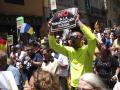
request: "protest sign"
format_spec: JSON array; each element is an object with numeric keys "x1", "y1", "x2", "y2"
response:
[
  {"x1": 51, "y1": 7, "x2": 78, "y2": 32},
  {"x1": 7, "y1": 35, "x2": 13, "y2": 45},
  {"x1": 16, "y1": 16, "x2": 24, "y2": 37},
  {"x1": 16, "y1": 16, "x2": 24, "y2": 29},
  {"x1": 50, "y1": 0, "x2": 57, "y2": 10}
]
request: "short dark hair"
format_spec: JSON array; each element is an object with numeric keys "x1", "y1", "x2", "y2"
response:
[{"x1": 70, "y1": 26, "x2": 83, "y2": 35}]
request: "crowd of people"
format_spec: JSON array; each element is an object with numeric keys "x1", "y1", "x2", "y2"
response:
[{"x1": 0, "y1": 13, "x2": 120, "y2": 90}]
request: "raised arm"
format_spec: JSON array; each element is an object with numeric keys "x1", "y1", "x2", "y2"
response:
[{"x1": 76, "y1": 15, "x2": 96, "y2": 55}]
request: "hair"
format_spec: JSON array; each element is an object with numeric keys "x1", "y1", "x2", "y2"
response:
[
  {"x1": 0, "y1": 50, "x2": 7, "y2": 70},
  {"x1": 70, "y1": 26, "x2": 83, "y2": 35},
  {"x1": 7, "y1": 57, "x2": 16, "y2": 65},
  {"x1": 34, "y1": 70, "x2": 59, "y2": 90},
  {"x1": 79, "y1": 73, "x2": 106, "y2": 90}
]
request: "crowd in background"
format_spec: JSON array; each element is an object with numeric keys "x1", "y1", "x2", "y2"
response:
[{"x1": 0, "y1": 16, "x2": 120, "y2": 90}]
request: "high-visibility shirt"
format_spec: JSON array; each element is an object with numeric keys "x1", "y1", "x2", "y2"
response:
[{"x1": 48, "y1": 24, "x2": 96, "y2": 87}]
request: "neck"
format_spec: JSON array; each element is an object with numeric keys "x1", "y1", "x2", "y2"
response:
[{"x1": 73, "y1": 44, "x2": 82, "y2": 50}]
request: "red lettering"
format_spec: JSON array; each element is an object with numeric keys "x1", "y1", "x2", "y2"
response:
[{"x1": 57, "y1": 10, "x2": 68, "y2": 18}]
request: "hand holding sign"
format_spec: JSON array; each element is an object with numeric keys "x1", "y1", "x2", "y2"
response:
[{"x1": 50, "y1": 7, "x2": 78, "y2": 32}]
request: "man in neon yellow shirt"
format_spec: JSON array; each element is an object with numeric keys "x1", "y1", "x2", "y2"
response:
[{"x1": 48, "y1": 14, "x2": 96, "y2": 89}]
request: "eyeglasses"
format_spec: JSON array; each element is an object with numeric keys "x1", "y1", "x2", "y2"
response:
[{"x1": 70, "y1": 35, "x2": 82, "y2": 40}]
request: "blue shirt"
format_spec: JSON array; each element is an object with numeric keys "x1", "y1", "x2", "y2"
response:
[
  {"x1": 7, "y1": 65, "x2": 21, "y2": 85},
  {"x1": 33, "y1": 53, "x2": 43, "y2": 62}
]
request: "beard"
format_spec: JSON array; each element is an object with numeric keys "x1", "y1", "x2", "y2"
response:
[{"x1": 71, "y1": 42, "x2": 80, "y2": 50}]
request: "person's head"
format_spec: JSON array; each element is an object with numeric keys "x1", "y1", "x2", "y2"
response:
[
  {"x1": 0, "y1": 50, "x2": 7, "y2": 71},
  {"x1": 43, "y1": 49, "x2": 53, "y2": 61},
  {"x1": 34, "y1": 70, "x2": 59, "y2": 90},
  {"x1": 69, "y1": 27, "x2": 84, "y2": 49},
  {"x1": 115, "y1": 29, "x2": 120, "y2": 40},
  {"x1": 24, "y1": 46, "x2": 32, "y2": 54},
  {"x1": 103, "y1": 29, "x2": 110, "y2": 39},
  {"x1": 97, "y1": 42, "x2": 111, "y2": 58},
  {"x1": 7, "y1": 57, "x2": 15, "y2": 65},
  {"x1": 78, "y1": 73, "x2": 106, "y2": 90},
  {"x1": 33, "y1": 44, "x2": 41, "y2": 53}
]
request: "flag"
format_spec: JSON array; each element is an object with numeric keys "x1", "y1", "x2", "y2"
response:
[
  {"x1": 20, "y1": 23, "x2": 30, "y2": 33},
  {"x1": 27, "y1": 27, "x2": 34, "y2": 35},
  {"x1": 0, "y1": 38, "x2": 7, "y2": 50},
  {"x1": 20, "y1": 23, "x2": 34, "y2": 35}
]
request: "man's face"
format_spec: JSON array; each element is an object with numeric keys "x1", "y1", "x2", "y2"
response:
[{"x1": 70, "y1": 32, "x2": 83, "y2": 49}]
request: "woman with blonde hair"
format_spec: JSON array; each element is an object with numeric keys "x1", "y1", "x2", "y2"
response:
[
  {"x1": 34, "y1": 70, "x2": 59, "y2": 90},
  {"x1": 24, "y1": 69, "x2": 59, "y2": 90},
  {"x1": 78, "y1": 73, "x2": 106, "y2": 90}
]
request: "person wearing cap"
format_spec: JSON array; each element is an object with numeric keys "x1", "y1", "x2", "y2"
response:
[{"x1": 48, "y1": 14, "x2": 96, "y2": 89}]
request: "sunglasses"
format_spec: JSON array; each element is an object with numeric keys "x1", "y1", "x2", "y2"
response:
[{"x1": 70, "y1": 35, "x2": 82, "y2": 40}]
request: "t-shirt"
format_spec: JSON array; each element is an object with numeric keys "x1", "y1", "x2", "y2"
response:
[
  {"x1": 33, "y1": 53, "x2": 43, "y2": 62},
  {"x1": 41, "y1": 60, "x2": 59, "y2": 75},
  {"x1": 52, "y1": 53, "x2": 69, "y2": 76},
  {"x1": 7, "y1": 65, "x2": 21, "y2": 85}
]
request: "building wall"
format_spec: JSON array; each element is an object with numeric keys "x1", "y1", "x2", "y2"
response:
[
  {"x1": 107, "y1": 0, "x2": 120, "y2": 25},
  {"x1": 0, "y1": 0, "x2": 44, "y2": 16},
  {"x1": 0, "y1": 0, "x2": 47, "y2": 39}
]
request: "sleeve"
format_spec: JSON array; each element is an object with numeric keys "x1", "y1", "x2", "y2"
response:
[
  {"x1": 80, "y1": 24, "x2": 96, "y2": 56},
  {"x1": 48, "y1": 35, "x2": 69, "y2": 57}
]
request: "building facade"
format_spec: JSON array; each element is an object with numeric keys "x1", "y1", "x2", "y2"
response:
[
  {"x1": 0, "y1": 0, "x2": 46, "y2": 44},
  {"x1": 0, "y1": 0, "x2": 119, "y2": 43}
]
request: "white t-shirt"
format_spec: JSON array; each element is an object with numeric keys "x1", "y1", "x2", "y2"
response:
[
  {"x1": 41, "y1": 60, "x2": 59, "y2": 75},
  {"x1": 52, "y1": 53, "x2": 69, "y2": 76},
  {"x1": 0, "y1": 71, "x2": 18, "y2": 90}
]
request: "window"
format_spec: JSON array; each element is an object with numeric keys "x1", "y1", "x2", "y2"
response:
[{"x1": 4, "y1": 0, "x2": 24, "y2": 5}]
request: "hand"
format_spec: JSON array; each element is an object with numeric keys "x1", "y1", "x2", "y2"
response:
[
  {"x1": 74, "y1": 13, "x2": 83, "y2": 27},
  {"x1": 111, "y1": 75, "x2": 117, "y2": 81},
  {"x1": 74, "y1": 13, "x2": 80, "y2": 24},
  {"x1": 48, "y1": 19, "x2": 54, "y2": 35}
]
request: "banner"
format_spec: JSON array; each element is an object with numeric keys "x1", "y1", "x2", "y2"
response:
[
  {"x1": 50, "y1": 0, "x2": 57, "y2": 10},
  {"x1": 7, "y1": 35, "x2": 13, "y2": 45},
  {"x1": 16, "y1": 16, "x2": 24, "y2": 29},
  {"x1": 0, "y1": 37, "x2": 7, "y2": 51},
  {"x1": 16, "y1": 16, "x2": 24, "y2": 37},
  {"x1": 51, "y1": 7, "x2": 78, "y2": 32}
]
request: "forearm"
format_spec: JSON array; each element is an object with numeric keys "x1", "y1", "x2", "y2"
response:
[
  {"x1": 59, "y1": 64, "x2": 68, "y2": 69},
  {"x1": 115, "y1": 67, "x2": 120, "y2": 76},
  {"x1": 48, "y1": 35, "x2": 68, "y2": 56},
  {"x1": 31, "y1": 61, "x2": 43, "y2": 66},
  {"x1": 77, "y1": 20, "x2": 96, "y2": 40}
]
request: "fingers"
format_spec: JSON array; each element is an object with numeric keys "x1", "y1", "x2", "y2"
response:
[
  {"x1": 111, "y1": 75, "x2": 117, "y2": 81},
  {"x1": 48, "y1": 19, "x2": 52, "y2": 27},
  {"x1": 48, "y1": 20, "x2": 54, "y2": 35},
  {"x1": 74, "y1": 13, "x2": 80, "y2": 24}
]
